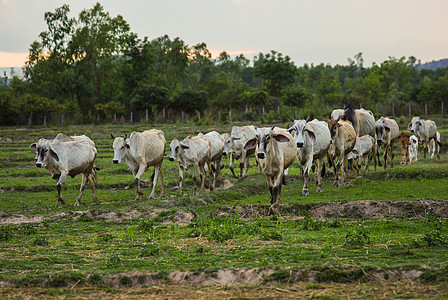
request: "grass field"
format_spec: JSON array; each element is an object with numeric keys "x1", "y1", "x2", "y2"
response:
[{"x1": 1, "y1": 118, "x2": 448, "y2": 299}]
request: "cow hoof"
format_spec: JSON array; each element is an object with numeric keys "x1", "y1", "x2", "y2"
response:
[
  {"x1": 302, "y1": 190, "x2": 309, "y2": 196},
  {"x1": 316, "y1": 189, "x2": 323, "y2": 193},
  {"x1": 148, "y1": 196, "x2": 155, "y2": 200},
  {"x1": 333, "y1": 183, "x2": 339, "y2": 188},
  {"x1": 74, "y1": 202, "x2": 81, "y2": 206},
  {"x1": 135, "y1": 196, "x2": 141, "y2": 201}
]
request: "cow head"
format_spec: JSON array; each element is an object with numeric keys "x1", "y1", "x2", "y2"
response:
[
  {"x1": 169, "y1": 138, "x2": 189, "y2": 162},
  {"x1": 29, "y1": 138, "x2": 59, "y2": 168},
  {"x1": 222, "y1": 133, "x2": 231, "y2": 156},
  {"x1": 327, "y1": 119, "x2": 341, "y2": 141},
  {"x1": 375, "y1": 122, "x2": 390, "y2": 146},
  {"x1": 111, "y1": 134, "x2": 129, "y2": 164},
  {"x1": 408, "y1": 117, "x2": 422, "y2": 133},
  {"x1": 289, "y1": 119, "x2": 316, "y2": 148},
  {"x1": 244, "y1": 126, "x2": 290, "y2": 159}
]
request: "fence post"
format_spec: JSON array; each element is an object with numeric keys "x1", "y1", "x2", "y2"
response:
[
  {"x1": 229, "y1": 110, "x2": 232, "y2": 123},
  {"x1": 376, "y1": 103, "x2": 379, "y2": 114},
  {"x1": 425, "y1": 102, "x2": 428, "y2": 116},
  {"x1": 218, "y1": 110, "x2": 221, "y2": 122},
  {"x1": 277, "y1": 105, "x2": 280, "y2": 116},
  {"x1": 114, "y1": 113, "x2": 117, "y2": 122},
  {"x1": 262, "y1": 106, "x2": 265, "y2": 116},
  {"x1": 442, "y1": 101, "x2": 444, "y2": 117},
  {"x1": 131, "y1": 111, "x2": 133, "y2": 123},
  {"x1": 62, "y1": 114, "x2": 64, "y2": 127},
  {"x1": 392, "y1": 103, "x2": 395, "y2": 117},
  {"x1": 163, "y1": 108, "x2": 166, "y2": 122},
  {"x1": 146, "y1": 109, "x2": 149, "y2": 123},
  {"x1": 408, "y1": 103, "x2": 411, "y2": 116},
  {"x1": 182, "y1": 111, "x2": 184, "y2": 122},
  {"x1": 198, "y1": 111, "x2": 201, "y2": 120},
  {"x1": 44, "y1": 116, "x2": 47, "y2": 127}
]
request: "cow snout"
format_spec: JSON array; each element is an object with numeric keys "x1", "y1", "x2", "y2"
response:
[
  {"x1": 410, "y1": 129, "x2": 414, "y2": 133},
  {"x1": 257, "y1": 152, "x2": 265, "y2": 159},
  {"x1": 296, "y1": 142, "x2": 304, "y2": 148},
  {"x1": 113, "y1": 160, "x2": 119, "y2": 164},
  {"x1": 168, "y1": 157, "x2": 174, "y2": 162},
  {"x1": 36, "y1": 162, "x2": 43, "y2": 168},
  {"x1": 222, "y1": 151, "x2": 227, "y2": 156}
]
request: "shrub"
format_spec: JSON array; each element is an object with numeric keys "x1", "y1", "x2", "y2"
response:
[{"x1": 342, "y1": 226, "x2": 371, "y2": 249}]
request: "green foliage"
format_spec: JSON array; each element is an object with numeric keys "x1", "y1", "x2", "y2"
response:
[
  {"x1": 32, "y1": 235, "x2": 49, "y2": 246},
  {"x1": 342, "y1": 225, "x2": 371, "y2": 249},
  {"x1": 0, "y1": 226, "x2": 13, "y2": 241}
]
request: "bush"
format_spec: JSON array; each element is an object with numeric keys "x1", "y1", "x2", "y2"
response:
[{"x1": 342, "y1": 226, "x2": 371, "y2": 249}]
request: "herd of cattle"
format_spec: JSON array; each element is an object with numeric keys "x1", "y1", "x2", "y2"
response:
[{"x1": 29, "y1": 104, "x2": 442, "y2": 207}]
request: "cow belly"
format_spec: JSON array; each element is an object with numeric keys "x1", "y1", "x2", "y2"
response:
[{"x1": 69, "y1": 165, "x2": 90, "y2": 178}]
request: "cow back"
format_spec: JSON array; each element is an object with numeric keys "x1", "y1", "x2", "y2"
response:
[
  {"x1": 307, "y1": 119, "x2": 331, "y2": 158},
  {"x1": 128, "y1": 129, "x2": 166, "y2": 166},
  {"x1": 356, "y1": 109, "x2": 376, "y2": 138}
]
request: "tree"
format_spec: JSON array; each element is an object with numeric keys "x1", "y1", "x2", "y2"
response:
[{"x1": 254, "y1": 50, "x2": 297, "y2": 97}]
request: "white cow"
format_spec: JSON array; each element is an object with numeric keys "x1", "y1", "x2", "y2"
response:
[
  {"x1": 376, "y1": 117, "x2": 399, "y2": 169},
  {"x1": 112, "y1": 129, "x2": 166, "y2": 200},
  {"x1": 409, "y1": 135, "x2": 420, "y2": 163},
  {"x1": 408, "y1": 117, "x2": 440, "y2": 160},
  {"x1": 289, "y1": 118, "x2": 331, "y2": 196},
  {"x1": 202, "y1": 131, "x2": 225, "y2": 190},
  {"x1": 347, "y1": 135, "x2": 377, "y2": 174},
  {"x1": 169, "y1": 135, "x2": 211, "y2": 194},
  {"x1": 30, "y1": 135, "x2": 98, "y2": 206},
  {"x1": 244, "y1": 126, "x2": 297, "y2": 207},
  {"x1": 222, "y1": 125, "x2": 257, "y2": 178}
]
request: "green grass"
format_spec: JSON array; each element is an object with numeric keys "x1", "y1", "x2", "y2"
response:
[{"x1": 0, "y1": 119, "x2": 448, "y2": 297}]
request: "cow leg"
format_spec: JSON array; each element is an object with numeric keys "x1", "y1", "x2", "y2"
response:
[
  {"x1": 157, "y1": 164, "x2": 166, "y2": 198},
  {"x1": 75, "y1": 173, "x2": 89, "y2": 206},
  {"x1": 134, "y1": 164, "x2": 146, "y2": 201},
  {"x1": 316, "y1": 158, "x2": 325, "y2": 193},
  {"x1": 149, "y1": 164, "x2": 161, "y2": 199},
  {"x1": 88, "y1": 174, "x2": 99, "y2": 202},
  {"x1": 208, "y1": 162, "x2": 215, "y2": 191},
  {"x1": 272, "y1": 172, "x2": 284, "y2": 204},
  {"x1": 178, "y1": 166, "x2": 184, "y2": 193},
  {"x1": 302, "y1": 160, "x2": 312, "y2": 196},
  {"x1": 383, "y1": 145, "x2": 389, "y2": 170},
  {"x1": 423, "y1": 142, "x2": 427, "y2": 159},
  {"x1": 56, "y1": 172, "x2": 68, "y2": 207},
  {"x1": 341, "y1": 154, "x2": 349, "y2": 185},
  {"x1": 333, "y1": 154, "x2": 342, "y2": 187},
  {"x1": 216, "y1": 157, "x2": 224, "y2": 188},
  {"x1": 229, "y1": 153, "x2": 239, "y2": 179},
  {"x1": 192, "y1": 164, "x2": 198, "y2": 194},
  {"x1": 376, "y1": 145, "x2": 383, "y2": 167}
]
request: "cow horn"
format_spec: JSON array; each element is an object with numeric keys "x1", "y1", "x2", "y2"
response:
[
  {"x1": 290, "y1": 116, "x2": 295, "y2": 123},
  {"x1": 124, "y1": 134, "x2": 127, "y2": 141},
  {"x1": 305, "y1": 116, "x2": 310, "y2": 122},
  {"x1": 110, "y1": 134, "x2": 115, "y2": 139},
  {"x1": 271, "y1": 125, "x2": 276, "y2": 130}
]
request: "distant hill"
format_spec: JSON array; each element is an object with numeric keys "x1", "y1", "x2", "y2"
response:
[{"x1": 417, "y1": 59, "x2": 448, "y2": 70}]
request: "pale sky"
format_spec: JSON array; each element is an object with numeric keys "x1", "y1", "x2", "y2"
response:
[{"x1": 1, "y1": 0, "x2": 448, "y2": 67}]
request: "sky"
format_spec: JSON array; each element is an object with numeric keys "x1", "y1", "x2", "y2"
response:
[{"x1": 1, "y1": 0, "x2": 448, "y2": 68}]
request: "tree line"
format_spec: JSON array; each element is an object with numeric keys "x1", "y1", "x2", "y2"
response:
[{"x1": 1, "y1": 2, "x2": 448, "y2": 126}]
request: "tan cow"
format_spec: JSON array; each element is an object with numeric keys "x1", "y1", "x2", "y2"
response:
[
  {"x1": 376, "y1": 117, "x2": 399, "y2": 169},
  {"x1": 112, "y1": 129, "x2": 166, "y2": 200},
  {"x1": 244, "y1": 126, "x2": 297, "y2": 207},
  {"x1": 327, "y1": 119, "x2": 356, "y2": 187},
  {"x1": 289, "y1": 118, "x2": 331, "y2": 196},
  {"x1": 347, "y1": 135, "x2": 376, "y2": 174},
  {"x1": 30, "y1": 135, "x2": 98, "y2": 207},
  {"x1": 408, "y1": 117, "x2": 439, "y2": 160},
  {"x1": 398, "y1": 131, "x2": 411, "y2": 165},
  {"x1": 169, "y1": 135, "x2": 211, "y2": 194},
  {"x1": 222, "y1": 125, "x2": 257, "y2": 178}
]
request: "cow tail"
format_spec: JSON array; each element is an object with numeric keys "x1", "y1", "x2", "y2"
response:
[{"x1": 150, "y1": 171, "x2": 155, "y2": 183}]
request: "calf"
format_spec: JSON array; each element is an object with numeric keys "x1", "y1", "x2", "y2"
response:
[
  {"x1": 408, "y1": 117, "x2": 439, "y2": 160},
  {"x1": 30, "y1": 135, "x2": 98, "y2": 206},
  {"x1": 409, "y1": 135, "x2": 420, "y2": 163},
  {"x1": 347, "y1": 135, "x2": 376, "y2": 174},
  {"x1": 244, "y1": 126, "x2": 296, "y2": 207},
  {"x1": 428, "y1": 131, "x2": 441, "y2": 159},
  {"x1": 289, "y1": 118, "x2": 331, "y2": 195},
  {"x1": 112, "y1": 129, "x2": 166, "y2": 200},
  {"x1": 376, "y1": 117, "x2": 399, "y2": 169},
  {"x1": 169, "y1": 135, "x2": 211, "y2": 194},
  {"x1": 222, "y1": 125, "x2": 257, "y2": 178},
  {"x1": 326, "y1": 119, "x2": 356, "y2": 187},
  {"x1": 398, "y1": 131, "x2": 411, "y2": 165}
]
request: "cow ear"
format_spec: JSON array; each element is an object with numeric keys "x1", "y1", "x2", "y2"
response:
[
  {"x1": 288, "y1": 127, "x2": 295, "y2": 134},
  {"x1": 305, "y1": 129, "x2": 316, "y2": 142},
  {"x1": 29, "y1": 143, "x2": 37, "y2": 150},
  {"x1": 290, "y1": 116, "x2": 295, "y2": 123},
  {"x1": 180, "y1": 142, "x2": 189, "y2": 149},
  {"x1": 352, "y1": 149, "x2": 359, "y2": 155},
  {"x1": 111, "y1": 134, "x2": 115, "y2": 139},
  {"x1": 124, "y1": 134, "x2": 128, "y2": 141},
  {"x1": 271, "y1": 125, "x2": 276, "y2": 131},
  {"x1": 232, "y1": 136, "x2": 241, "y2": 141},
  {"x1": 244, "y1": 138, "x2": 257, "y2": 150},
  {"x1": 49, "y1": 147, "x2": 59, "y2": 162},
  {"x1": 273, "y1": 134, "x2": 290, "y2": 143},
  {"x1": 125, "y1": 143, "x2": 130, "y2": 149},
  {"x1": 384, "y1": 126, "x2": 390, "y2": 133}
]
